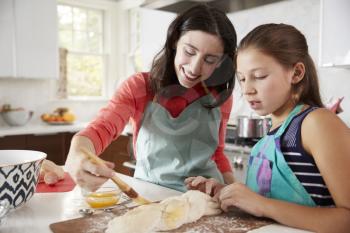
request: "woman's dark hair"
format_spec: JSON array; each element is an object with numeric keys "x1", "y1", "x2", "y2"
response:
[
  {"x1": 238, "y1": 23, "x2": 323, "y2": 107},
  {"x1": 149, "y1": 4, "x2": 237, "y2": 108}
]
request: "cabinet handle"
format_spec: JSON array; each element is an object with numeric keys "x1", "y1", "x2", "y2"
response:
[
  {"x1": 33, "y1": 133, "x2": 58, "y2": 136},
  {"x1": 123, "y1": 161, "x2": 136, "y2": 170}
]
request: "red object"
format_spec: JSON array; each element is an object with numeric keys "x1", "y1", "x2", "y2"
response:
[{"x1": 36, "y1": 172, "x2": 76, "y2": 193}]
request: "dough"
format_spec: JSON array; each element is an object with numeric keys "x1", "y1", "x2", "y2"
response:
[
  {"x1": 39, "y1": 159, "x2": 65, "y2": 185},
  {"x1": 105, "y1": 190, "x2": 221, "y2": 233}
]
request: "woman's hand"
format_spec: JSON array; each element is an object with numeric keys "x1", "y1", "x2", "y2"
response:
[
  {"x1": 217, "y1": 182, "x2": 265, "y2": 217},
  {"x1": 185, "y1": 176, "x2": 225, "y2": 196},
  {"x1": 65, "y1": 136, "x2": 115, "y2": 191}
]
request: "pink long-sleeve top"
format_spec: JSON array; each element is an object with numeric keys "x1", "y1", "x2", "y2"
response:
[{"x1": 78, "y1": 72, "x2": 233, "y2": 173}]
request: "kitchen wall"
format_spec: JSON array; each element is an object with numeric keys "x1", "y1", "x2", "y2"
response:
[
  {"x1": 0, "y1": 77, "x2": 109, "y2": 127},
  {"x1": 227, "y1": 0, "x2": 350, "y2": 126}
]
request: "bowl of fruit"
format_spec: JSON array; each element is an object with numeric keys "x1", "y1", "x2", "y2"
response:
[{"x1": 41, "y1": 107, "x2": 76, "y2": 125}]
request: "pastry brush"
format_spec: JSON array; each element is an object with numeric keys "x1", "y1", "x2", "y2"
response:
[{"x1": 80, "y1": 147, "x2": 151, "y2": 205}]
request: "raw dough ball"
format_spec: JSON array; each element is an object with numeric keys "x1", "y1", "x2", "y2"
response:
[
  {"x1": 39, "y1": 159, "x2": 65, "y2": 185},
  {"x1": 105, "y1": 190, "x2": 221, "y2": 233}
]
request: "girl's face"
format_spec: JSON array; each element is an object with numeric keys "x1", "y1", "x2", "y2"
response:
[
  {"x1": 236, "y1": 47, "x2": 295, "y2": 117},
  {"x1": 174, "y1": 30, "x2": 224, "y2": 88}
]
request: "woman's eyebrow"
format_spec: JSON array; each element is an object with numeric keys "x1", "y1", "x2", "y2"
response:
[{"x1": 184, "y1": 43, "x2": 198, "y2": 51}]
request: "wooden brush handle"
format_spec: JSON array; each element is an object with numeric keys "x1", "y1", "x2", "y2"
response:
[{"x1": 110, "y1": 176, "x2": 138, "y2": 198}]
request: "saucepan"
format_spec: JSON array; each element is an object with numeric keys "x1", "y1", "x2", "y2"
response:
[{"x1": 237, "y1": 115, "x2": 272, "y2": 138}]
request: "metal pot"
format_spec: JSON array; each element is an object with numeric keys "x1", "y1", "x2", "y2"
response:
[{"x1": 237, "y1": 116, "x2": 272, "y2": 138}]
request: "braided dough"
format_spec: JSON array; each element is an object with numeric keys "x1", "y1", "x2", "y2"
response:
[{"x1": 105, "y1": 190, "x2": 221, "y2": 233}]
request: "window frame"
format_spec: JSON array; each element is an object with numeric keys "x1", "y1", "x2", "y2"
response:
[{"x1": 57, "y1": 0, "x2": 124, "y2": 100}]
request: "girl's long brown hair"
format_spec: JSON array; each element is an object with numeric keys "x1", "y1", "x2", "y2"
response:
[
  {"x1": 149, "y1": 4, "x2": 237, "y2": 108},
  {"x1": 238, "y1": 23, "x2": 323, "y2": 107}
]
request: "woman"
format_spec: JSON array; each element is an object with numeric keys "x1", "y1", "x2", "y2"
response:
[{"x1": 65, "y1": 4, "x2": 237, "y2": 192}]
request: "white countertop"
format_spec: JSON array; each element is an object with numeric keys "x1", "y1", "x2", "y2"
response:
[
  {"x1": 1, "y1": 173, "x2": 311, "y2": 233},
  {"x1": 0, "y1": 122, "x2": 88, "y2": 137},
  {"x1": 0, "y1": 122, "x2": 133, "y2": 137}
]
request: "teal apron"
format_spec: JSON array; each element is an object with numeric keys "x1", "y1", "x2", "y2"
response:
[
  {"x1": 134, "y1": 94, "x2": 224, "y2": 192},
  {"x1": 246, "y1": 105, "x2": 316, "y2": 206}
]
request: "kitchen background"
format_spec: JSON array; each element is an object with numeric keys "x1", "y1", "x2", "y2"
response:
[
  {"x1": 0, "y1": 0, "x2": 349, "y2": 126},
  {"x1": 0, "y1": 0, "x2": 349, "y2": 181}
]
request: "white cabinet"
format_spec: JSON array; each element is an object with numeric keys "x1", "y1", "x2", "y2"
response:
[
  {"x1": 319, "y1": 0, "x2": 350, "y2": 68},
  {"x1": 0, "y1": 0, "x2": 15, "y2": 77},
  {"x1": 0, "y1": 0, "x2": 58, "y2": 79}
]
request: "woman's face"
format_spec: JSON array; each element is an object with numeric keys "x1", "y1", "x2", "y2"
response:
[
  {"x1": 236, "y1": 47, "x2": 295, "y2": 117},
  {"x1": 174, "y1": 30, "x2": 224, "y2": 88}
]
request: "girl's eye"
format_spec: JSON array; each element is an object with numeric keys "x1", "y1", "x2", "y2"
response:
[{"x1": 255, "y1": 75, "x2": 267, "y2": 80}]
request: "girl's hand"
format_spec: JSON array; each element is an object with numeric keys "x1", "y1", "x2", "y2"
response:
[
  {"x1": 185, "y1": 176, "x2": 225, "y2": 196},
  {"x1": 217, "y1": 182, "x2": 265, "y2": 217}
]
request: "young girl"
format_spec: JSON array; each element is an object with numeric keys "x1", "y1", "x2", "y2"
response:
[
  {"x1": 186, "y1": 23, "x2": 350, "y2": 232},
  {"x1": 65, "y1": 4, "x2": 237, "y2": 192}
]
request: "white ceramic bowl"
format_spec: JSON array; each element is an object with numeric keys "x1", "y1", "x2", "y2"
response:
[
  {"x1": 1, "y1": 110, "x2": 33, "y2": 126},
  {"x1": 0, "y1": 150, "x2": 46, "y2": 210}
]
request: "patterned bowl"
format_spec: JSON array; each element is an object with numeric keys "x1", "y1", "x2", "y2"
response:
[{"x1": 0, "y1": 150, "x2": 46, "y2": 210}]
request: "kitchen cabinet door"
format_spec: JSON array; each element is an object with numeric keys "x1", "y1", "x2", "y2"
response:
[
  {"x1": 14, "y1": 0, "x2": 58, "y2": 78},
  {"x1": 0, "y1": 135, "x2": 26, "y2": 150},
  {"x1": 63, "y1": 132, "x2": 76, "y2": 158},
  {"x1": 0, "y1": 0, "x2": 15, "y2": 77},
  {"x1": 319, "y1": 0, "x2": 350, "y2": 68},
  {"x1": 26, "y1": 133, "x2": 66, "y2": 165},
  {"x1": 99, "y1": 135, "x2": 134, "y2": 176}
]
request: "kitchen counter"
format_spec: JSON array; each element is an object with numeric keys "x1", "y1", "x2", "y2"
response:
[
  {"x1": 1, "y1": 173, "x2": 311, "y2": 233},
  {"x1": 0, "y1": 122, "x2": 133, "y2": 137},
  {"x1": 0, "y1": 122, "x2": 88, "y2": 137}
]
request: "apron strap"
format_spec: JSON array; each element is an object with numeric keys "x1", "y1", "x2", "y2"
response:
[{"x1": 274, "y1": 104, "x2": 304, "y2": 138}]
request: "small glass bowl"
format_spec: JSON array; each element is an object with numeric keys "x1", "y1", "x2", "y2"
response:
[{"x1": 84, "y1": 187, "x2": 121, "y2": 209}]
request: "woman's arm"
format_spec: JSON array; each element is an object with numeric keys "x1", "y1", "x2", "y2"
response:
[
  {"x1": 212, "y1": 95, "x2": 234, "y2": 184},
  {"x1": 65, "y1": 73, "x2": 150, "y2": 190},
  {"x1": 78, "y1": 73, "x2": 149, "y2": 155}
]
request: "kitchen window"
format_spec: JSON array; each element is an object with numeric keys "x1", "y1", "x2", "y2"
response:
[
  {"x1": 57, "y1": 3, "x2": 106, "y2": 98},
  {"x1": 56, "y1": 0, "x2": 127, "y2": 101}
]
